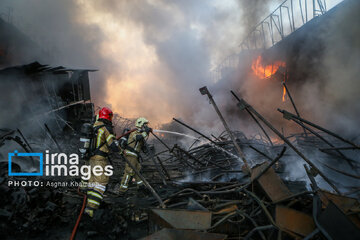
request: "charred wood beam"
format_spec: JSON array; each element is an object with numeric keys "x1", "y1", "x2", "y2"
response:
[
  {"x1": 233, "y1": 94, "x2": 341, "y2": 194},
  {"x1": 278, "y1": 108, "x2": 360, "y2": 149}
]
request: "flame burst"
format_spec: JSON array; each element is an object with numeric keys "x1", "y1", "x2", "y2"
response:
[
  {"x1": 252, "y1": 55, "x2": 287, "y2": 102},
  {"x1": 251, "y1": 56, "x2": 286, "y2": 79},
  {"x1": 282, "y1": 85, "x2": 287, "y2": 102}
]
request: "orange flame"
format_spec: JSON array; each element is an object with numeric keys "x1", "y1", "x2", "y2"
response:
[
  {"x1": 282, "y1": 85, "x2": 287, "y2": 102},
  {"x1": 251, "y1": 56, "x2": 285, "y2": 79}
]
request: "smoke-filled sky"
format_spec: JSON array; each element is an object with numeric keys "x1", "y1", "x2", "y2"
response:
[{"x1": 0, "y1": 0, "x2": 345, "y2": 130}]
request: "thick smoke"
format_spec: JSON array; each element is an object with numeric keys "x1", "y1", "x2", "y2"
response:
[
  {"x1": 1, "y1": 0, "x2": 256, "y2": 131},
  {"x1": 299, "y1": 0, "x2": 360, "y2": 137},
  {"x1": 0, "y1": 0, "x2": 109, "y2": 104},
  {"x1": 1, "y1": 0, "x2": 357, "y2": 140}
]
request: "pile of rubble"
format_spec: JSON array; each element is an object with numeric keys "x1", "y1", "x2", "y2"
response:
[{"x1": 1, "y1": 86, "x2": 360, "y2": 239}]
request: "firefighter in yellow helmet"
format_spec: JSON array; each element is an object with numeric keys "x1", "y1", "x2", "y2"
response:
[
  {"x1": 119, "y1": 117, "x2": 152, "y2": 192},
  {"x1": 84, "y1": 107, "x2": 121, "y2": 218}
]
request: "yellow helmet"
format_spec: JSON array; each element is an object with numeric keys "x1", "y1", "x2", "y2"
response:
[{"x1": 135, "y1": 117, "x2": 149, "y2": 128}]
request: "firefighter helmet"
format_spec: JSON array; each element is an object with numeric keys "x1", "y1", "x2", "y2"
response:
[
  {"x1": 135, "y1": 117, "x2": 149, "y2": 128},
  {"x1": 98, "y1": 107, "x2": 113, "y2": 121}
]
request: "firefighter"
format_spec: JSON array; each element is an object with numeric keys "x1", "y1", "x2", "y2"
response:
[
  {"x1": 119, "y1": 117, "x2": 152, "y2": 192},
  {"x1": 84, "y1": 107, "x2": 120, "y2": 218}
]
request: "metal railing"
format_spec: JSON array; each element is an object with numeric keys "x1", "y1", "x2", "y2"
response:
[
  {"x1": 240, "y1": 0, "x2": 328, "y2": 50},
  {"x1": 210, "y1": 0, "x2": 334, "y2": 82}
]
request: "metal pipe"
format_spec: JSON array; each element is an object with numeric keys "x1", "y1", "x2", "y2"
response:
[
  {"x1": 282, "y1": 81, "x2": 307, "y2": 136},
  {"x1": 44, "y1": 123, "x2": 62, "y2": 151},
  {"x1": 200, "y1": 86, "x2": 248, "y2": 167},
  {"x1": 172, "y1": 118, "x2": 243, "y2": 163},
  {"x1": 16, "y1": 128, "x2": 33, "y2": 152},
  {"x1": 278, "y1": 108, "x2": 360, "y2": 149},
  {"x1": 119, "y1": 153, "x2": 165, "y2": 208},
  {"x1": 292, "y1": 118, "x2": 354, "y2": 167},
  {"x1": 156, "y1": 156, "x2": 171, "y2": 180},
  {"x1": 231, "y1": 90, "x2": 273, "y2": 146},
  {"x1": 233, "y1": 96, "x2": 341, "y2": 194}
]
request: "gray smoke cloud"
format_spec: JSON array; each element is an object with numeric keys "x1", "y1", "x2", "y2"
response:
[
  {"x1": 0, "y1": 0, "x2": 255, "y2": 132},
  {"x1": 1, "y1": 0, "x2": 357, "y2": 141}
]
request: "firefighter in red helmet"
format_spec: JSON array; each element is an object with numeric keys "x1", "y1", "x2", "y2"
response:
[{"x1": 84, "y1": 107, "x2": 120, "y2": 218}]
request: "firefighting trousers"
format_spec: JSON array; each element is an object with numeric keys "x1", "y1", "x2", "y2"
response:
[
  {"x1": 86, "y1": 155, "x2": 110, "y2": 209},
  {"x1": 120, "y1": 155, "x2": 142, "y2": 190}
]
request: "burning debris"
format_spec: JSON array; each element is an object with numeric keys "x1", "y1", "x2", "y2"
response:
[
  {"x1": 1, "y1": 81, "x2": 359, "y2": 239},
  {"x1": 1, "y1": 0, "x2": 360, "y2": 239}
]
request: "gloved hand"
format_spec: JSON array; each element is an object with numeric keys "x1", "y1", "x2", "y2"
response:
[
  {"x1": 144, "y1": 125, "x2": 152, "y2": 134},
  {"x1": 119, "y1": 137, "x2": 127, "y2": 149}
]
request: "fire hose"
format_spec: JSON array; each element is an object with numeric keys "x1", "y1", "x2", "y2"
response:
[
  {"x1": 70, "y1": 128, "x2": 164, "y2": 239},
  {"x1": 70, "y1": 187, "x2": 87, "y2": 240}
]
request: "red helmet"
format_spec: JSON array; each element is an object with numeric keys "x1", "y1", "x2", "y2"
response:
[{"x1": 98, "y1": 107, "x2": 113, "y2": 121}]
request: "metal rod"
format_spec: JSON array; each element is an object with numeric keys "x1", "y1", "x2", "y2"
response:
[
  {"x1": 317, "y1": 159, "x2": 360, "y2": 179},
  {"x1": 319, "y1": 146, "x2": 358, "y2": 151},
  {"x1": 119, "y1": 153, "x2": 165, "y2": 208},
  {"x1": 233, "y1": 95, "x2": 341, "y2": 194},
  {"x1": 149, "y1": 152, "x2": 167, "y2": 185},
  {"x1": 292, "y1": 118, "x2": 354, "y2": 167},
  {"x1": 251, "y1": 147, "x2": 287, "y2": 183},
  {"x1": 282, "y1": 81, "x2": 307, "y2": 136},
  {"x1": 172, "y1": 118, "x2": 242, "y2": 162},
  {"x1": 200, "y1": 86, "x2": 248, "y2": 167},
  {"x1": 278, "y1": 108, "x2": 360, "y2": 149},
  {"x1": 156, "y1": 156, "x2": 171, "y2": 180},
  {"x1": 17, "y1": 128, "x2": 33, "y2": 152},
  {"x1": 231, "y1": 90, "x2": 273, "y2": 146},
  {"x1": 44, "y1": 123, "x2": 62, "y2": 151},
  {"x1": 151, "y1": 132, "x2": 172, "y2": 151},
  {"x1": 173, "y1": 144, "x2": 206, "y2": 167},
  {"x1": 249, "y1": 145, "x2": 273, "y2": 161}
]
